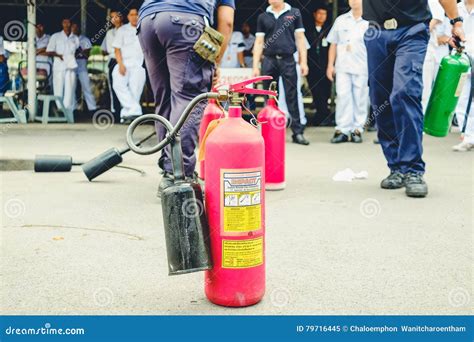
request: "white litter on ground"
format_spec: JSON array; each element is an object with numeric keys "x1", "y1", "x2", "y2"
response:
[{"x1": 332, "y1": 168, "x2": 369, "y2": 182}]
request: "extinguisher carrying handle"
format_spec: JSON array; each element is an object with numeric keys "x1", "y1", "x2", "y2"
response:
[
  {"x1": 453, "y1": 38, "x2": 465, "y2": 53},
  {"x1": 222, "y1": 76, "x2": 278, "y2": 97}
]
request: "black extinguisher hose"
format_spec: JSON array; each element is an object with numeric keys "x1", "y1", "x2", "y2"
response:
[
  {"x1": 126, "y1": 92, "x2": 219, "y2": 156},
  {"x1": 452, "y1": 39, "x2": 473, "y2": 135},
  {"x1": 461, "y1": 52, "x2": 473, "y2": 134}
]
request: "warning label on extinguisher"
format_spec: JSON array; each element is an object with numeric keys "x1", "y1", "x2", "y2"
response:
[
  {"x1": 222, "y1": 237, "x2": 263, "y2": 268},
  {"x1": 222, "y1": 169, "x2": 262, "y2": 233},
  {"x1": 455, "y1": 73, "x2": 469, "y2": 97}
]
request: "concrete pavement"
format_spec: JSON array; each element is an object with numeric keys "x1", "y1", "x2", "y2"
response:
[{"x1": 1, "y1": 124, "x2": 472, "y2": 315}]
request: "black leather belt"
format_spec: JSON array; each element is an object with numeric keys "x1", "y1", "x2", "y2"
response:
[
  {"x1": 369, "y1": 18, "x2": 429, "y2": 30},
  {"x1": 266, "y1": 54, "x2": 293, "y2": 60}
]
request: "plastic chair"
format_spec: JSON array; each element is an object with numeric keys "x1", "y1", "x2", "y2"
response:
[{"x1": 18, "y1": 60, "x2": 73, "y2": 123}]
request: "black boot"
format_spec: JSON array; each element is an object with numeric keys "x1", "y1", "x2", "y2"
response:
[
  {"x1": 351, "y1": 130, "x2": 363, "y2": 143},
  {"x1": 292, "y1": 134, "x2": 310, "y2": 145},
  {"x1": 381, "y1": 171, "x2": 405, "y2": 189},
  {"x1": 405, "y1": 173, "x2": 428, "y2": 198},
  {"x1": 330, "y1": 131, "x2": 349, "y2": 144}
]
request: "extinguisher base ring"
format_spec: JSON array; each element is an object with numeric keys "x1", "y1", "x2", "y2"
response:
[
  {"x1": 423, "y1": 127, "x2": 449, "y2": 138},
  {"x1": 265, "y1": 181, "x2": 286, "y2": 191},
  {"x1": 168, "y1": 265, "x2": 212, "y2": 276}
]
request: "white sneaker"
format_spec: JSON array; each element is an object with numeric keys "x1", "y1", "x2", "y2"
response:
[{"x1": 452, "y1": 141, "x2": 474, "y2": 152}]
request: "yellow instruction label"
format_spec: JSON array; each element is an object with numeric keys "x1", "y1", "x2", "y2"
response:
[
  {"x1": 222, "y1": 170, "x2": 262, "y2": 233},
  {"x1": 222, "y1": 237, "x2": 263, "y2": 269}
]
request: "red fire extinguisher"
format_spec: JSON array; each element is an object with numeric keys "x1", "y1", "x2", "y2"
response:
[
  {"x1": 257, "y1": 81, "x2": 286, "y2": 190},
  {"x1": 198, "y1": 89, "x2": 225, "y2": 180},
  {"x1": 126, "y1": 77, "x2": 277, "y2": 307},
  {"x1": 203, "y1": 77, "x2": 277, "y2": 307}
]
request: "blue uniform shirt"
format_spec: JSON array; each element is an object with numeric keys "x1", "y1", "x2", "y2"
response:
[
  {"x1": 256, "y1": 4, "x2": 305, "y2": 57},
  {"x1": 139, "y1": 0, "x2": 235, "y2": 26}
]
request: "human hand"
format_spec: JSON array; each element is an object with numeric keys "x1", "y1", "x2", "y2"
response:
[
  {"x1": 119, "y1": 63, "x2": 126, "y2": 76},
  {"x1": 252, "y1": 67, "x2": 261, "y2": 77},
  {"x1": 300, "y1": 63, "x2": 309, "y2": 77},
  {"x1": 213, "y1": 66, "x2": 221, "y2": 86},
  {"x1": 449, "y1": 22, "x2": 466, "y2": 49},
  {"x1": 326, "y1": 65, "x2": 335, "y2": 82}
]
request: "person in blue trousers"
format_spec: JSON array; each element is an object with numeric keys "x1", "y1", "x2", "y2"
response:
[
  {"x1": 0, "y1": 36, "x2": 9, "y2": 96},
  {"x1": 362, "y1": 0, "x2": 465, "y2": 198},
  {"x1": 137, "y1": 0, "x2": 235, "y2": 196}
]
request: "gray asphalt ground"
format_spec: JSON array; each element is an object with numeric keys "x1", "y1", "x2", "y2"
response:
[{"x1": 1, "y1": 124, "x2": 472, "y2": 315}]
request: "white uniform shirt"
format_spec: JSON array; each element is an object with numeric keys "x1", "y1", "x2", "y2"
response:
[
  {"x1": 243, "y1": 33, "x2": 255, "y2": 67},
  {"x1": 35, "y1": 34, "x2": 51, "y2": 69},
  {"x1": 46, "y1": 31, "x2": 80, "y2": 70},
  {"x1": 429, "y1": 0, "x2": 446, "y2": 22},
  {"x1": 101, "y1": 28, "x2": 119, "y2": 60},
  {"x1": 112, "y1": 23, "x2": 143, "y2": 68},
  {"x1": 221, "y1": 31, "x2": 246, "y2": 68},
  {"x1": 428, "y1": 0, "x2": 451, "y2": 62},
  {"x1": 76, "y1": 35, "x2": 92, "y2": 71},
  {"x1": 458, "y1": 1, "x2": 474, "y2": 55},
  {"x1": 433, "y1": 18, "x2": 451, "y2": 62},
  {"x1": 327, "y1": 11, "x2": 369, "y2": 75}
]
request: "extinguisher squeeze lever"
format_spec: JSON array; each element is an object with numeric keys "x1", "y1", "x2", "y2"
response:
[
  {"x1": 226, "y1": 76, "x2": 277, "y2": 96},
  {"x1": 126, "y1": 76, "x2": 277, "y2": 156}
]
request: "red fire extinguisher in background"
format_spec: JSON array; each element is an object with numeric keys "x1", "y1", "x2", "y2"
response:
[
  {"x1": 198, "y1": 88, "x2": 225, "y2": 179},
  {"x1": 258, "y1": 81, "x2": 287, "y2": 190},
  {"x1": 202, "y1": 77, "x2": 277, "y2": 307}
]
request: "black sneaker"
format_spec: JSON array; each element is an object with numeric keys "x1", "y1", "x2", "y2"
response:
[
  {"x1": 120, "y1": 115, "x2": 140, "y2": 125},
  {"x1": 381, "y1": 171, "x2": 405, "y2": 189},
  {"x1": 367, "y1": 126, "x2": 377, "y2": 132},
  {"x1": 292, "y1": 134, "x2": 310, "y2": 145},
  {"x1": 405, "y1": 173, "x2": 428, "y2": 198},
  {"x1": 157, "y1": 171, "x2": 174, "y2": 198},
  {"x1": 351, "y1": 130, "x2": 363, "y2": 143},
  {"x1": 331, "y1": 131, "x2": 349, "y2": 144}
]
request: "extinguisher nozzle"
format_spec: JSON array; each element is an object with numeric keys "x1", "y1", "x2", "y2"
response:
[
  {"x1": 81, "y1": 148, "x2": 123, "y2": 181},
  {"x1": 34, "y1": 155, "x2": 73, "y2": 172}
]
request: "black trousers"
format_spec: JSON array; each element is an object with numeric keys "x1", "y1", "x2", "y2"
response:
[
  {"x1": 262, "y1": 55, "x2": 304, "y2": 135},
  {"x1": 307, "y1": 65, "x2": 332, "y2": 125},
  {"x1": 107, "y1": 58, "x2": 121, "y2": 119}
]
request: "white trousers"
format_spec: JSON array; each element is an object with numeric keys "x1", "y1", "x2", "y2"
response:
[
  {"x1": 335, "y1": 72, "x2": 369, "y2": 134},
  {"x1": 278, "y1": 64, "x2": 307, "y2": 126},
  {"x1": 422, "y1": 50, "x2": 440, "y2": 113},
  {"x1": 112, "y1": 65, "x2": 146, "y2": 118},
  {"x1": 455, "y1": 71, "x2": 474, "y2": 144},
  {"x1": 76, "y1": 67, "x2": 97, "y2": 111},
  {"x1": 53, "y1": 67, "x2": 77, "y2": 112}
]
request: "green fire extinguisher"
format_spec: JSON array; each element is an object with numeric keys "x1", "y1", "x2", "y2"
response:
[{"x1": 424, "y1": 43, "x2": 471, "y2": 137}]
